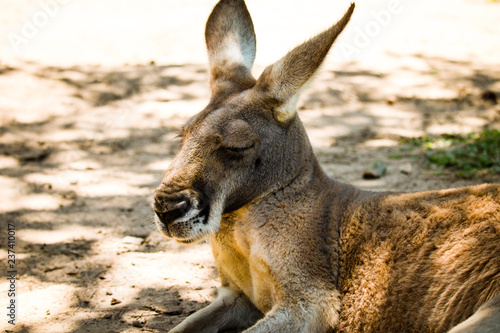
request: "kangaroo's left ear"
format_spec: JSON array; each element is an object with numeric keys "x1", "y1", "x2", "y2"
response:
[{"x1": 255, "y1": 3, "x2": 355, "y2": 124}]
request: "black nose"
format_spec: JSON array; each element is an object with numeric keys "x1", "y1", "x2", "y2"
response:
[{"x1": 154, "y1": 194, "x2": 191, "y2": 225}]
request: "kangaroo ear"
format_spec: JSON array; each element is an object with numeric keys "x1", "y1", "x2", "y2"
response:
[
  {"x1": 205, "y1": 0, "x2": 257, "y2": 98},
  {"x1": 255, "y1": 3, "x2": 355, "y2": 124}
]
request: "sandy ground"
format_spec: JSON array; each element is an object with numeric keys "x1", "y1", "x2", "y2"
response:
[{"x1": 1, "y1": 0, "x2": 500, "y2": 332}]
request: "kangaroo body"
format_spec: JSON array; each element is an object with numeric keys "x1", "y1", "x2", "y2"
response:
[
  {"x1": 153, "y1": 1, "x2": 500, "y2": 332},
  {"x1": 211, "y1": 156, "x2": 499, "y2": 333}
]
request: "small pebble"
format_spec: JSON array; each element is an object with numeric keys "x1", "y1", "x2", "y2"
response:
[
  {"x1": 399, "y1": 163, "x2": 413, "y2": 175},
  {"x1": 386, "y1": 96, "x2": 397, "y2": 105},
  {"x1": 121, "y1": 236, "x2": 144, "y2": 245},
  {"x1": 110, "y1": 298, "x2": 122, "y2": 306},
  {"x1": 363, "y1": 161, "x2": 387, "y2": 179}
]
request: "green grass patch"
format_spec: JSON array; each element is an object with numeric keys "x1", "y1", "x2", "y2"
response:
[
  {"x1": 388, "y1": 154, "x2": 405, "y2": 160},
  {"x1": 399, "y1": 130, "x2": 500, "y2": 178}
]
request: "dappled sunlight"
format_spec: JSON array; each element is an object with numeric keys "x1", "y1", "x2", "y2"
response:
[
  {"x1": 0, "y1": 175, "x2": 71, "y2": 212},
  {"x1": 147, "y1": 158, "x2": 174, "y2": 172},
  {"x1": 136, "y1": 99, "x2": 209, "y2": 124},
  {"x1": 17, "y1": 284, "x2": 77, "y2": 328},
  {"x1": 426, "y1": 117, "x2": 490, "y2": 136},
  {"x1": 70, "y1": 175, "x2": 154, "y2": 198},
  {"x1": 3, "y1": 193, "x2": 68, "y2": 212},
  {"x1": 0, "y1": 155, "x2": 19, "y2": 168},
  {"x1": 351, "y1": 178, "x2": 389, "y2": 190},
  {"x1": 363, "y1": 139, "x2": 399, "y2": 148},
  {"x1": 101, "y1": 241, "x2": 218, "y2": 291},
  {"x1": 18, "y1": 225, "x2": 102, "y2": 245}
]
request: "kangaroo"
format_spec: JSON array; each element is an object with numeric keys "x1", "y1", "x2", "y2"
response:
[{"x1": 152, "y1": 1, "x2": 500, "y2": 332}]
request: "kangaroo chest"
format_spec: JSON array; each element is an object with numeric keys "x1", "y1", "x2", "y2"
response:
[{"x1": 210, "y1": 219, "x2": 277, "y2": 314}]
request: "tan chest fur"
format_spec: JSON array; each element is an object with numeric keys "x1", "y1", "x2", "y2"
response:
[{"x1": 210, "y1": 209, "x2": 278, "y2": 314}]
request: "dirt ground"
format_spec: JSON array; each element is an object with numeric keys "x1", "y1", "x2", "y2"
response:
[{"x1": 1, "y1": 0, "x2": 499, "y2": 332}]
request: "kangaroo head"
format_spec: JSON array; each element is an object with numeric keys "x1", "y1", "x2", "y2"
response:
[{"x1": 153, "y1": 0, "x2": 354, "y2": 243}]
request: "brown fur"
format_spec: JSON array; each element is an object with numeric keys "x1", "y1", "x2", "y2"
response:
[
  {"x1": 339, "y1": 185, "x2": 500, "y2": 332},
  {"x1": 152, "y1": 1, "x2": 500, "y2": 332}
]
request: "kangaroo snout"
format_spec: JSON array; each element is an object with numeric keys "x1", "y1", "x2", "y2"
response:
[
  {"x1": 153, "y1": 194, "x2": 190, "y2": 225},
  {"x1": 153, "y1": 186, "x2": 211, "y2": 242},
  {"x1": 153, "y1": 187, "x2": 201, "y2": 222}
]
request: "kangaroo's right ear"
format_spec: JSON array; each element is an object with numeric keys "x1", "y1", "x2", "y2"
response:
[{"x1": 205, "y1": 0, "x2": 257, "y2": 98}]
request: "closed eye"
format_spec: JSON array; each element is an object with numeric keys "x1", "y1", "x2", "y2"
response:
[{"x1": 223, "y1": 143, "x2": 255, "y2": 153}]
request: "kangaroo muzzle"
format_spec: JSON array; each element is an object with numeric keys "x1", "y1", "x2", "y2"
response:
[{"x1": 153, "y1": 186, "x2": 210, "y2": 242}]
